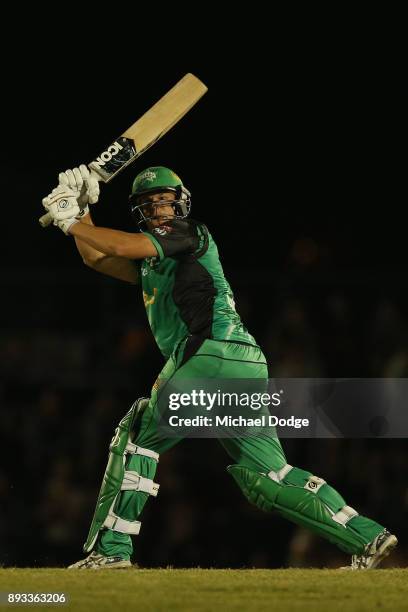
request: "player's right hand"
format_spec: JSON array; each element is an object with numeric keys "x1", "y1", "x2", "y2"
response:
[
  {"x1": 42, "y1": 185, "x2": 81, "y2": 219},
  {"x1": 58, "y1": 165, "x2": 100, "y2": 209},
  {"x1": 42, "y1": 184, "x2": 82, "y2": 235}
]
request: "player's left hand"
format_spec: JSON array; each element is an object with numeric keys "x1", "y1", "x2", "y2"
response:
[
  {"x1": 59, "y1": 165, "x2": 100, "y2": 208},
  {"x1": 42, "y1": 184, "x2": 81, "y2": 235}
]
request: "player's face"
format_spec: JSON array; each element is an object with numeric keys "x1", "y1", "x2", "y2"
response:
[{"x1": 141, "y1": 192, "x2": 176, "y2": 228}]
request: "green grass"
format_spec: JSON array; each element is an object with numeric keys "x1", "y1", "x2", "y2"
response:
[{"x1": 0, "y1": 569, "x2": 407, "y2": 611}]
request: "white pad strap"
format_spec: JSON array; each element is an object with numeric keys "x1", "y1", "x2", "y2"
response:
[
  {"x1": 304, "y1": 475, "x2": 326, "y2": 493},
  {"x1": 332, "y1": 505, "x2": 359, "y2": 526},
  {"x1": 121, "y1": 471, "x2": 160, "y2": 496},
  {"x1": 125, "y1": 441, "x2": 159, "y2": 462},
  {"x1": 267, "y1": 464, "x2": 293, "y2": 483},
  {"x1": 104, "y1": 512, "x2": 141, "y2": 535}
]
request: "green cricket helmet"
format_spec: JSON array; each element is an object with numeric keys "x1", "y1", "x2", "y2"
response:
[{"x1": 129, "y1": 166, "x2": 191, "y2": 227}]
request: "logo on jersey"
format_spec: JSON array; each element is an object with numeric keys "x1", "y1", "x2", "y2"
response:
[
  {"x1": 153, "y1": 225, "x2": 173, "y2": 236},
  {"x1": 144, "y1": 256, "x2": 160, "y2": 270},
  {"x1": 152, "y1": 376, "x2": 164, "y2": 392},
  {"x1": 143, "y1": 288, "x2": 157, "y2": 307}
]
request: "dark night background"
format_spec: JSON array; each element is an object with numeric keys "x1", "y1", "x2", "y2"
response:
[{"x1": 0, "y1": 19, "x2": 407, "y2": 569}]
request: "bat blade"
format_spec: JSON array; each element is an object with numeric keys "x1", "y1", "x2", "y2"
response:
[
  {"x1": 39, "y1": 73, "x2": 207, "y2": 227},
  {"x1": 89, "y1": 73, "x2": 207, "y2": 182}
]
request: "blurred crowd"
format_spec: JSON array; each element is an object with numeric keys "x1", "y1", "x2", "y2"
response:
[{"x1": 1, "y1": 275, "x2": 408, "y2": 568}]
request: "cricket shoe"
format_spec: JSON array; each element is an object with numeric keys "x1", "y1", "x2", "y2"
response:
[
  {"x1": 341, "y1": 529, "x2": 398, "y2": 570},
  {"x1": 68, "y1": 550, "x2": 132, "y2": 570}
]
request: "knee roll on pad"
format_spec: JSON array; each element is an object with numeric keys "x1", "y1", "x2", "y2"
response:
[
  {"x1": 227, "y1": 463, "x2": 369, "y2": 555},
  {"x1": 84, "y1": 398, "x2": 159, "y2": 553}
]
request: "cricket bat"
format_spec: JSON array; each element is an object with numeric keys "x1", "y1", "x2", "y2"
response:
[{"x1": 39, "y1": 73, "x2": 207, "y2": 227}]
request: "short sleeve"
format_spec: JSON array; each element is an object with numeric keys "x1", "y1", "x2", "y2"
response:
[{"x1": 143, "y1": 219, "x2": 199, "y2": 260}]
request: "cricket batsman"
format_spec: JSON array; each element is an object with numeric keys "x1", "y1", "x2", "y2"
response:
[{"x1": 42, "y1": 165, "x2": 397, "y2": 570}]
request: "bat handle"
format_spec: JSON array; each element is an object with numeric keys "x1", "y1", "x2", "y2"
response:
[{"x1": 39, "y1": 212, "x2": 53, "y2": 227}]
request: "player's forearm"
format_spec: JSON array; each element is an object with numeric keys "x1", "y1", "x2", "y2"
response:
[
  {"x1": 73, "y1": 213, "x2": 139, "y2": 284},
  {"x1": 69, "y1": 222, "x2": 157, "y2": 259},
  {"x1": 91, "y1": 256, "x2": 139, "y2": 284},
  {"x1": 73, "y1": 212, "x2": 106, "y2": 264}
]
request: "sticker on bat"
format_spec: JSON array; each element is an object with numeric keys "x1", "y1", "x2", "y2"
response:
[{"x1": 89, "y1": 137, "x2": 137, "y2": 182}]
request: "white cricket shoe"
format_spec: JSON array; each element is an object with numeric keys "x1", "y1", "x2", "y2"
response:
[
  {"x1": 342, "y1": 529, "x2": 398, "y2": 570},
  {"x1": 68, "y1": 550, "x2": 132, "y2": 570}
]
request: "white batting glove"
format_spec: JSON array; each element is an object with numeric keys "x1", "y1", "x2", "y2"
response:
[
  {"x1": 58, "y1": 165, "x2": 100, "y2": 212},
  {"x1": 42, "y1": 185, "x2": 81, "y2": 235}
]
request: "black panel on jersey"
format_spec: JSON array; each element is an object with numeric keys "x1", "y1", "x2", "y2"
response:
[
  {"x1": 151, "y1": 218, "x2": 217, "y2": 347},
  {"x1": 173, "y1": 257, "x2": 217, "y2": 338},
  {"x1": 148, "y1": 218, "x2": 199, "y2": 257},
  {"x1": 174, "y1": 221, "x2": 216, "y2": 342}
]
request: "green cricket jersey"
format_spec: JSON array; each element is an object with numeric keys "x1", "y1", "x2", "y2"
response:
[{"x1": 140, "y1": 218, "x2": 257, "y2": 360}]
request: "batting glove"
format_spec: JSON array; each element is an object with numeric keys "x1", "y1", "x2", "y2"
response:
[
  {"x1": 58, "y1": 165, "x2": 100, "y2": 213},
  {"x1": 42, "y1": 184, "x2": 81, "y2": 235}
]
